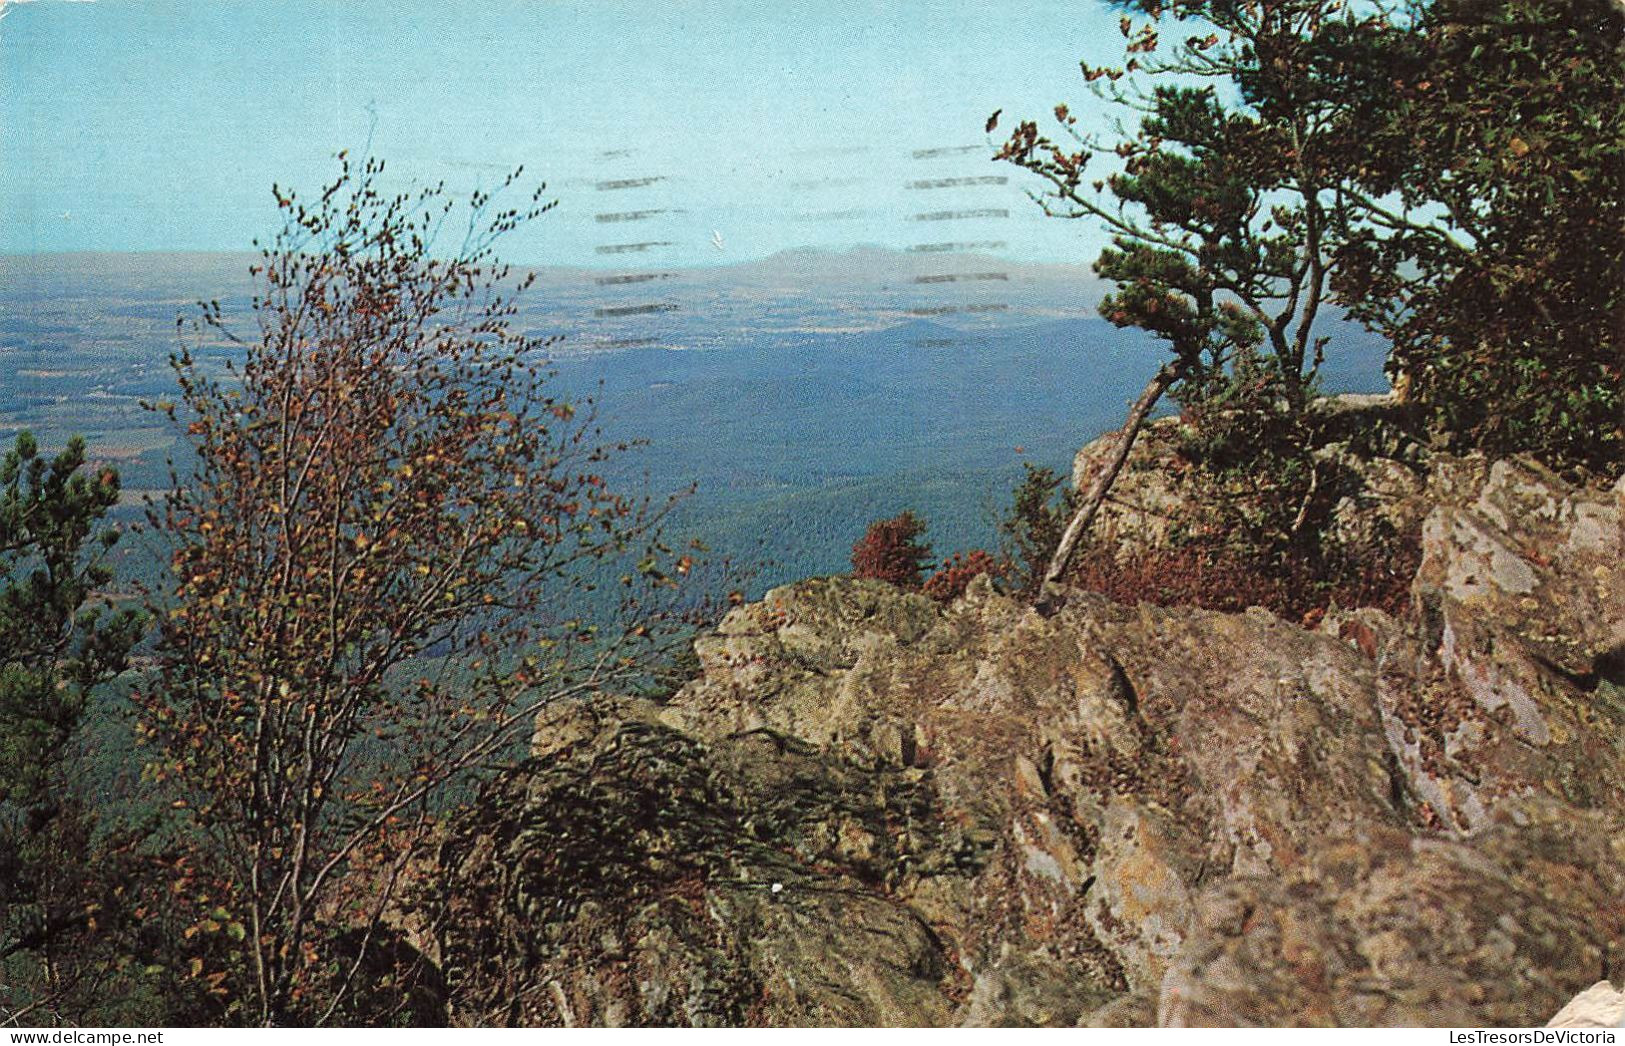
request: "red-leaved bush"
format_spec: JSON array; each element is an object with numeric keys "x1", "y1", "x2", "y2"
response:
[
  {"x1": 922, "y1": 549, "x2": 1004, "y2": 603},
  {"x1": 851, "y1": 511, "x2": 932, "y2": 588}
]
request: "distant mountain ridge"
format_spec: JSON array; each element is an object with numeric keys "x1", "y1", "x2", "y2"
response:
[
  {"x1": 1, "y1": 249, "x2": 1392, "y2": 591},
  {"x1": 0, "y1": 245, "x2": 1102, "y2": 296}
]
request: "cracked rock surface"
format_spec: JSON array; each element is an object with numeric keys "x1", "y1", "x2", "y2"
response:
[{"x1": 421, "y1": 454, "x2": 1624, "y2": 1027}]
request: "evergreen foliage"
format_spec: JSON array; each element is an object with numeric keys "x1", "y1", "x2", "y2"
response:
[
  {"x1": 999, "y1": 0, "x2": 1622, "y2": 484},
  {"x1": 1334, "y1": 0, "x2": 1624, "y2": 477},
  {"x1": 0, "y1": 432, "x2": 144, "y2": 1022},
  {"x1": 996, "y1": 464, "x2": 1077, "y2": 600}
]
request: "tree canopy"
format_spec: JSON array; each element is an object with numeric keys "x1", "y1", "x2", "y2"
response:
[
  {"x1": 996, "y1": 0, "x2": 1622, "y2": 593},
  {"x1": 137, "y1": 154, "x2": 686, "y2": 1025}
]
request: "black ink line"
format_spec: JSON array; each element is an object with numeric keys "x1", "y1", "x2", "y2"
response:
[
  {"x1": 906, "y1": 303, "x2": 1010, "y2": 316},
  {"x1": 594, "y1": 242, "x2": 674, "y2": 255},
  {"x1": 594, "y1": 209, "x2": 673, "y2": 223},
  {"x1": 594, "y1": 303, "x2": 679, "y2": 317},
  {"x1": 914, "y1": 272, "x2": 1009, "y2": 284},
  {"x1": 594, "y1": 176, "x2": 665, "y2": 191},
  {"x1": 594, "y1": 273, "x2": 674, "y2": 286},
  {"x1": 910, "y1": 208, "x2": 1009, "y2": 221},
  {"x1": 908, "y1": 240, "x2": 1009, "y2": 253},
  {"x1": 911, "y1": 145, "x2": 985, "y2": 159},
  {"x1": 905, "y1": 176, "x2": 1008, "y2": 189}
]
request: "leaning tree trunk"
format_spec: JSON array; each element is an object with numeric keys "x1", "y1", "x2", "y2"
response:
[{"x1": 1041, "y1": 360, "x2": 1185, "y2": 595}]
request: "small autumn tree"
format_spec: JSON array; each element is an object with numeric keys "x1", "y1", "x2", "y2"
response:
[
  {"x1": 851, "y1": 511, "x2": 933, "y2": 589},
  {"x1": 138, "y1": 155, "x2": 683, "y2": 1025},
  {"x1": 997, "y1": 464, "x2": 1077, "y2": 601},
  {"x1": 921, "y1": 550, "x2": 1003, "y2": 603},
  {"x1": 0, "y1": 433, "x2": 145, "y2": 1023}
]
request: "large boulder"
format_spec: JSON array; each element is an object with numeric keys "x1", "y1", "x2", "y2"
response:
[
  {"x1": 431, "y1": 697, "x2": 967, "y2": 1027},
  {"x1": 1069, "y1": 392, "x2": 1431, "y2": 564},
  {"x1": 1549, "y1": 981, "x2": 1625, "y2": 1028},
  {"x1": 1372, "y1": 457, "x2": 1625, "y2": 834},
  {"x1": 1161, "y1": 802, "x2": 1625, "y2": 1027}
]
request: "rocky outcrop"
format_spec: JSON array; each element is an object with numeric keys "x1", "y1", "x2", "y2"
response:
[
  {"x1": 423, "y1": 452, "x2": 1624, "y2": 1027},
  {"x1": 1363, "y1": 458, "x2": 1625, "y2": 835},
  {"x1": 1070, "y1": 392, "x2": 1432, "y2": 564},
  {"x1": 427, "y1": 698, "x2": 964, "y2": 1027},
  {"x1": 1161, "y1": 803, "x2": 1625, "y2": 1026}
]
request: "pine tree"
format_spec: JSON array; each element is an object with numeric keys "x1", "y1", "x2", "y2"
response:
[{"x1": 0, "y1": 432, "x2": 144, "y2": 1020}]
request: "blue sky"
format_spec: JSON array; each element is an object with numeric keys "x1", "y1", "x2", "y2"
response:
[{"x1": 1, "y1": 0, "x2": 1130, "y2": 266}]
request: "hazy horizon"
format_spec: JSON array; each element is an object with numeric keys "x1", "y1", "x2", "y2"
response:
[{"x1": 2, "y1": 0, "x2": 1132, "y2": 269}]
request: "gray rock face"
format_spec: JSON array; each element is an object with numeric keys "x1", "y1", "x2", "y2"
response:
[
  {"x1": 1376, "y1": 457, "x2": 1625, "y2": 835},
  {"x1": 1161, "y1": 804, "x2": 1625, "y2": 1027},
  {"x1": 1549, "y1": 982, "x2": 1625, "y2": 1028},
  {"x1": 422, "y1": 454, "x2": 1624, "y2": 1027},
  {"x1": 1069, "y1": 392, "x2": 1432, "y2": 565}
]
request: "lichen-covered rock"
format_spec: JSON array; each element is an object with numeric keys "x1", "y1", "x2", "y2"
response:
[
  {"x1": 429, "y1": 700, "x2": 971, "y2": 1027},
  {"x1": 1160, "y1": 803, "x2": 1625, "y2": 1027},
  {"x1": 1416, "y1": 457, "x2": 1623, "y2": 677},
  {"x1": 1082, "y1": 798, "x2": 1199, "y2": 991},
  {"x1": 1376, "y1": 457, "x2": 1625, "y2": 834},
  {"x1": 1070, "y1": 416, "x2": 1192, "y2": 552},
  {"x1": 1069, "y1": 392, "x2": 1430, "y2": 564},
  {"x1": 423, "y1": 452, "x2": 1624, "y2": 1028}
]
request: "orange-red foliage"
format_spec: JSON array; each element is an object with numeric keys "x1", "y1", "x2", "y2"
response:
[
  {"x1": 851, "y1": 511, "x2": 932, "y2": 588},
  {"x1": 922, "y1": 549, "x2": 1004, "y2": 603},
  {"x1": 1066, "y1": 533, "x2": 1420, "y2": 627}
]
